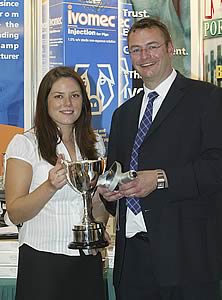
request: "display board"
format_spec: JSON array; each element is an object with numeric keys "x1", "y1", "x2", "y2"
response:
[
  {"x1": 42, "y1": 0, "x2": 118, "y2": 147},
  {"x1": 0, "y1": 0, "x2": 27, "y2": 175},
  {"x1": 202, "y1": 0, "x2": 222, "y2": 87},
  {"x1": 119, "y1": 0, "x2": 191, "y2": 105},
  {"x1": 41, "y1": 0, "x2": 191, "y2": 149},
  {"x1": 0, "y1": 0, "x2": 24, "y2": 128}
]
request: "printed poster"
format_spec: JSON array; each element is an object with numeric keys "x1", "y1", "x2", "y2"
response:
[
  {"x1": 0, "y1": 0, "x2": 24, "y2": 128},
  {"x1": 43, "y1": 0, "x2": 191, "y2": 148},
  {"x1": 119, "y1": 0, "x2": 191, "y2": 104},
  {"x1": 47, "y1": 0, "x2": 118, "y2": 148},
  {"x1": 0, "y1": 0, "x2": 24, "y2": 174},
  {"x1": 202, "y1": 0, "x2": 222, "y2": 87}
]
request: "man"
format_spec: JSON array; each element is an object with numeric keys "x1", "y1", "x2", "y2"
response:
[
  {"x1": 129, "y1": 0, "x2": 190, "y2": 76},
  {"x1": 98, "y1": 18, "x2": 222, "y2": 300}
]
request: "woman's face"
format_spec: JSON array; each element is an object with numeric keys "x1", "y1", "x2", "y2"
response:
[{"x1": 47, "y1": 77, "x2": 83, "y2": 129}]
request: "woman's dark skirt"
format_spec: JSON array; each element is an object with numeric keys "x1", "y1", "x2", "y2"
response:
[{"x1": 15, "y1": 244, "x2": 106, "y2": 300}]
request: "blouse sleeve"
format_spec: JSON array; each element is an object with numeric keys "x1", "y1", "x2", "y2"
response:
[
  {"x1": 6, "y1": 133, "x2": 36, "y2": 166},
  {"x1": 95, "y1": 134, "x2": 106, "y2": 158}
]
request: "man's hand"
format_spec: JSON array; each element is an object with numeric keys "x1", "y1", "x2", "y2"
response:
[
  {"x1": 97, "y1": 170, "x2": 159, "y2": 201},
  {"x1": 119, "y1": 170, "x2": 158, "y2": 198},
  {"x1": 97, "y1": 185, "x2": 123, "y2": 202}
]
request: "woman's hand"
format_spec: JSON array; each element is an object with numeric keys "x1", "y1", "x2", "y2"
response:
[{"x1": 47, "y1": 154, "x2": 67, "y2": 192}]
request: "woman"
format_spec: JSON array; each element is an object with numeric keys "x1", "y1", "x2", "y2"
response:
[{"x1": 5, "y1": 66, "x2": 109, "y2": 300}]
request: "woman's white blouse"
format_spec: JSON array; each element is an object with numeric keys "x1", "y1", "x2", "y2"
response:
[{"x1": 6, "y1": 131, "x2": 106, "y2": 256}]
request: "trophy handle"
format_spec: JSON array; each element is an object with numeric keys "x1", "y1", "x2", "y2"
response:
[
  {"x1": 118, "y1": 170, "x2": 137, "y2": 184},
  {"x1": 61, "y1": 159, "x2": 82, "y2": 194}
]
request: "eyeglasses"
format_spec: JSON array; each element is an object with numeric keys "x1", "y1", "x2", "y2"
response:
[{"x1": 129, "y1": 42, "x2": 166, "y2": 56}]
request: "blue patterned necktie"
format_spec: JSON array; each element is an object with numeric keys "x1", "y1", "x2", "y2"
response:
[{"x1": 126, "y1": 91, "x2": 159, "y2": 215}]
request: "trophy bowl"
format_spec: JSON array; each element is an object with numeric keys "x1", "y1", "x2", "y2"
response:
[{"x1": 63, "y1": 158, "x2": 109, "y2": 249}]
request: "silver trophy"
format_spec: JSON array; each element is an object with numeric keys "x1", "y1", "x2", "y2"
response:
[
  {"x1": 63, "y1": 158, "x2": 109, "y2": 249},
  {"x1": 98, "y1": 161, "x2": 137, "y2": 191}
]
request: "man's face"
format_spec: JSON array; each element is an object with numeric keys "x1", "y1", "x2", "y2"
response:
[{"x1": 128, "y1": 27, "x2": 174, "y2": 89}]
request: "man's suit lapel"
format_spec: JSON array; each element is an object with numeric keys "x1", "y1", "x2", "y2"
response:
[
  {"x1": 123, "y1": 72, "x2": 187, "y2": 160},
  {"x1": 123, "y1": 92, "x2": 144, "y2": 168},
  {"x1": 144, "y1": 73, "x2": 186, "y2": 140}
]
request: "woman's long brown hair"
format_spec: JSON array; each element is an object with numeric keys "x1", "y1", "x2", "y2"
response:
[{"x1": 34, "y1": 66, "x2": 98, "y2": 165}]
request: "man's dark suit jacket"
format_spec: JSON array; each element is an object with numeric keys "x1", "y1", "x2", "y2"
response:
[{"x1": 105, "y1": 72, "x2": 222, "y2": 288}]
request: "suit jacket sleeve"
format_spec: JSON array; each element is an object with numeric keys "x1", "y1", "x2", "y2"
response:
[{"x1": 164, "y1": 84, "x2": 222, "y2": 200}]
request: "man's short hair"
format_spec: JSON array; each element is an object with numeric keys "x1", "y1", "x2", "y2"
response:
[{"x1": 127, "y1": 17, "x2": 172, "y2": 45}]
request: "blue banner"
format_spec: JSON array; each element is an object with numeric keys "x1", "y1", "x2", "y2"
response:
[
  {"x1": 48, "y1": 0, "x2": 118, "y2": 148},
  {"x1": 0, "y1": 0, "x2": 24, "y2": 127},
  {"x1": 44, "y1": 0, "x2": 191, "y2": 149}
]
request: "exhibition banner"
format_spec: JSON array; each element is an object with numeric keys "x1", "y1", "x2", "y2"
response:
[
  {"x1": 0, "y1": 0, "x2": 24, "y2": 172},
  {"x1": 43, "y1": 0, "x2": 191, "y2": 147},
  {"x1": 120, "y1": 0, "x2": 191, "y2": 102},
  {"x1": 47, "y1": 0, "x2": 118, "y2": 147},
  {"x1": 42, "y1": 0, "x2": 49, "y2": 75},
  {"x1": 0, "y1": 0, "x2": 24, "y2": 128},
  {"x1": 202, "y1": 0, "x2": 222, "y2": 87}
]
